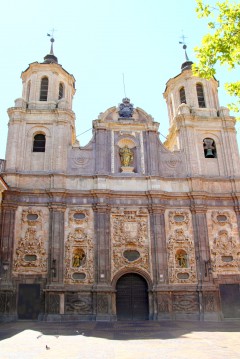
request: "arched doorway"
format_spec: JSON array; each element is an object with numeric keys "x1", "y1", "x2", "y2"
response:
[{"x1": 116, "y1": 273, "x2": 149, "y2": 321}]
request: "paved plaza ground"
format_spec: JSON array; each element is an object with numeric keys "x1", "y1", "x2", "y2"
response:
[{"x1": 0, "y1": 320, "x2": 239, "y2": 359}]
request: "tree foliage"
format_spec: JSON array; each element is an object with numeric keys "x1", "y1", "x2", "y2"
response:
[{"x1": 192, "y1": 0, "x2": 240, "y2": 113}]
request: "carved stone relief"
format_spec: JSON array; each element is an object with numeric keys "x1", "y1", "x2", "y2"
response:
[
  {"x1": 203, "y1": 292, "x2": 216, "y2": 312},
  {"x1": 65, "y1": 293, "x2": 92, "y2": 314},
  {"x1": 0, "y1": 292, "x2": 15, "y2": 314},
  {"x1": 64, "y1": 208, "x2": 94, "y2": 284},
  {"x1": 111, "y1": 208, "x2": 151, "y2": 279},
  {"x1": 207, "y1": 210, "x2": 240, "y2": 276},
  {"x1": 158, "y1": 293, "x2": 170, "y2": 313},
  {"x1": 173, "y1": 293, "x2": 199, "y2": 312},
  {"x1": 13, "y1": 207, "x2": 48, "y2": 275},
  {"x1": 48, "y1": 294, "x2": 60, "y2": 314},
  {"x1": 160, "y1": 152, "x2": 186, "y2": 177},
  {"x1": 166, "y1": 210, "x2": 197, "y2": 284},
  {"x1": 71, "y1": 149, "x2": 93, "y2": 170},
  {"x1": 97, "y1": 295, "x2": 109, "y2": 314}
]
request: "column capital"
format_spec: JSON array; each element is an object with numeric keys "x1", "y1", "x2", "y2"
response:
[
  {"x1": 148, "y1": 205, "x2": 165, "y2": 215},
  {"x1": 190, "y1": 205, "x2": 207, "y2": 214},
  {"x1": 92, "y1": 204, "x2": 111, "y2": 214},
  {"x1": 48, "y1": 204, "x2": 66, "y2": 212}
]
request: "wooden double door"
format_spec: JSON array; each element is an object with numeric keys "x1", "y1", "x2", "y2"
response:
[{"x1": 116, "y1": 273, "x2": 149, "y2": 321}]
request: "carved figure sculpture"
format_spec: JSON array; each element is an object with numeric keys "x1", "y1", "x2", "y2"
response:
[
  {"x1": 72, "y1": 248, "x2": 85, "y2": 267},
  {"x1": 176, "y1": 252, "x2": 188, "y2": 268},
  {"x1": 119, "y1": 146, "x2": 133, "y2": 167}
]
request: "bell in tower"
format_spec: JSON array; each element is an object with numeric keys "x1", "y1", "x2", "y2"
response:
[{"x1": 203, "y1": 138, "x2": 216, "y2": 158}]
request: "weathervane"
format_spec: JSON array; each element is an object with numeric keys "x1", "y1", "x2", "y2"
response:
[
  {"x1": 179, "y1": 34, "x2": 189, "y2": 61},
  {"x1": 47, "y1": 29, "x2": 56, "y2": 55}
]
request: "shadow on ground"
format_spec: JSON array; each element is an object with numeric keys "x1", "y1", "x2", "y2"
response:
[{"x1": 0, "y1": 320, "x2": 239, "y2": 342}]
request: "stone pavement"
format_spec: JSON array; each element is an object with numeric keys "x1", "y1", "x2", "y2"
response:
[{"x1": 0, "y1": 320, "x2": 239, "y2": 359}]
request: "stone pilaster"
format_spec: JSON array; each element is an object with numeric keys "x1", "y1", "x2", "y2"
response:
[
  {"x1": 149, "y1": 206, "x2": 167, "y2": 286},
  {"x1": 190, "y1": 206, "x2": 211, "y2": 282},
  {"x1": 48, "y1": 206, "x2": 65, "y2": 285},
  {"x1": 0, "y1": 205, "x2": 17, "y2": 287},
  {"x1": 93, "y1": 204, "x2": 111, "y2": 285},
  {"x1": 93, "y1": 202, "x2": 112, "y2": 320},
  {"x1": 95, "y1": 129, "x2": 110, "y2": 174},
  {"x1": 191, "y1": 204, "x2": 214, "y2": 320},
  {"x1": 0, "y1": 204, "x2": 17, "y2": 320},
  {"x1": 145, "y1": 131, "x2": 159, "y2": 175},
  {"x1": 234, "y1": 204, "x2": 240, "y2": 235}
]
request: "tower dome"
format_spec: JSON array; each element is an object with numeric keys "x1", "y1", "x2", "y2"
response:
[
  {"x1": 14, "y1": 36, "x2": 75, "y2": 111},
  {"x1": 163, "y1": 44, "x2": 220, "y2": 126}
]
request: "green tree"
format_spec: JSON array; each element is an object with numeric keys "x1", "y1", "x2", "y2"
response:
[{"x1": 193, "y1": 0, "x2": 240, "y2": 114}]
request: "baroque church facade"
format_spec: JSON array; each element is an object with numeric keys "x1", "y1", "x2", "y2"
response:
[{"x1": 0, "y1": 40, "x2": 240, "y2": 321}]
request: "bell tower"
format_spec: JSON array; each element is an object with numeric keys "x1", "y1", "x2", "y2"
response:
[
  {"x1": 163, "y1": 44, "x2": 240, "y2": 177},
  {"x1": 5, "y1": 36, "x2": 77, "y2": 174}
]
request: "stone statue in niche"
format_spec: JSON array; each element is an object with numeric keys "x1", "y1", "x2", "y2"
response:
[
  {"x1": 72, "y1": 248, "x2": 86, "y2": 267},
  {"x1": 119, "y1": 146, "x2": 133, "y2": 167},
  {"x1": 176, "y1": 251, "x2": 188, "y2": 268},
  {"x1": 118, "y1": 97, "x2": 134, "y2": 118}
]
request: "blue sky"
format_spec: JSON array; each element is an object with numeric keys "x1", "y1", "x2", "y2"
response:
[{"x1": 0, "y1": 0, "x2": 238, "y2": 159}]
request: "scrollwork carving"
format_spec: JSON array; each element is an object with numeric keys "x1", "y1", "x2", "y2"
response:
[
  {"x1": 208, "y1": 210, "x2": 240, "y2": 276},
  {"x1": 211, "y1": 229, "x2": 240, "y2": 274},
  {"x1": 166, "y1": 210, "x2": 197, "y2": 284},
  {"x1": 173, "y1": 293, "x2": 199, "y2": 312},
  {"x1": 13, "y1": 207, "x2": 48, "y2": 274},
  {"x1": 65, "y1": 293, "x2": 92, "y2": 314},
  {"x1": 111, "y1": 208, "x2": 151, "y2": 278},
  {"x1": 64, "y1": 208, "x2": 94, "y2": 284}
]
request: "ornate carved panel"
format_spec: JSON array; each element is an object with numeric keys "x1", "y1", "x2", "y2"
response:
[
  {"x1": 97, "y1": 295, "x2": 109, "y2": 314},
  {"x1": 65, "y1": 293, "x2": 92, "y2": 314},
  {"x1": 173, "y1": 293, "x2": 199, "y2": 312},
  {"x1": 111, "y1": 208, "x2": 151, "y2": 278},
  {"x1": 207, "y1": 210, "x2": 240, "y2": 276},
  {"x1": 166, "y1": 210, "x2": 197, "y2": 284},
  {"x1": 13, "y1": 207, "x2": 48, "y2": 275},
  {"x1": 64, "y1": 208, "x2": 94, "y2": 284},
  {"x1": 203, "y1": 292, "x2": 217, "y2": 312},
  {"x1": 48, "y1": 294, "x2": 60, "y2": 314},
  {"x1": 0, "y1": 292, "x2": 15, "y2": 314},
  {"x1": 158, "y1": 293, "x2": 170, "y2": 313}
]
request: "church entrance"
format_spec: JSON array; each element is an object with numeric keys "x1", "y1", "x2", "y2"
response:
[
  {"x1": 220, "y1": 284, "x2": 240, "y2": 318},
  {"x1": 116, "y1": 273, "x2": 149, "y2": 321},
  {"x1": 17, "y1": 284, "x2": 41, "y2": 320}
]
